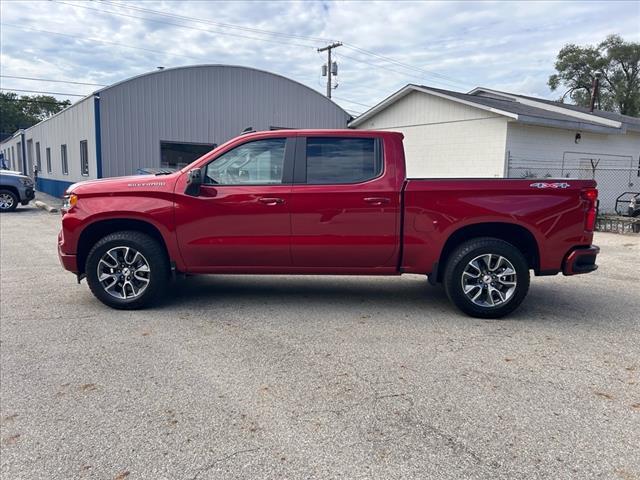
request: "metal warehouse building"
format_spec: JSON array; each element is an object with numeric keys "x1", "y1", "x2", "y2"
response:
[{"x1": 0, "y1": 65, "x2": 351, "y2": 197}]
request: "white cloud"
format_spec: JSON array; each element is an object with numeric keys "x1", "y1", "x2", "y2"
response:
[{"x1": 0, "y1": 0, "x2": 638, "y2": 114}]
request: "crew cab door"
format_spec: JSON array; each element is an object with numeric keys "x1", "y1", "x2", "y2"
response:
[
  {"x1": 289, "y1": 135, "x2": 400, "y2": 269},
  {"x1": 175, "y1": 137, "x2": 294, "y2": 271}
]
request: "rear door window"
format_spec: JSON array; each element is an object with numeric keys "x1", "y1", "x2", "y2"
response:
[{"x1": 305, "y1": 137, "x2": 380, "y2": 184}]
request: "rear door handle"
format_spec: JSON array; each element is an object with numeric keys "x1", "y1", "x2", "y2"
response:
[
  {"x1": 258, "y1": 197, "x2": 285, "y2": 205},
  {"x1": 364, "y1": 197, "x2": 390, "y2": 205}
]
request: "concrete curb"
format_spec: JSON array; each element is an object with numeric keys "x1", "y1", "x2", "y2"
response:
[{"x1": 34, "y1": 200, "x2": 59, "y2": 214}]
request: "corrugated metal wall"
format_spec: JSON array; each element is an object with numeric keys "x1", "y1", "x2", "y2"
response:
[
  {"x1": 26, "y1": 96, "x2": 97, "y2": 182},
  {"x1": 0, "y1": 96, "x2": 96, "y2": 196},
  {"x1": 99, "y1": 65, "x2": 351, "y2": 177}
]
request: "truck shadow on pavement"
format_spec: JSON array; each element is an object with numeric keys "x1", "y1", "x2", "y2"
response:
[
  {"x1": 152, "y1": 274, "x2": 612, "y2": 324},
  {"x1": 1, "y1": 206, "x2": 43, "y2": 216},
  {"x1": 167, "y1": 275, "x2": 451, "y2": 311}
]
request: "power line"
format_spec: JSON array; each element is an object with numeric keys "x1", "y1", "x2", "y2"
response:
[
  {"x1": 97, "y1": 0, "x2": 469, "y2": 88},
  {"x1": 1, "y1": 23, "x2": 210, "y2": 64},
  {"x1": 342, "y1": 44, "x2": 470, "y2": 87},
  {"x1": 56, "y1": 0, "x2": 470, "y2": 89},
  {"x1": 1, "y1": 24, "x2": 369, "y2": 110},
  {"x1": 0, "y1": 88, "x2": 87, "y2": 97},
  {"x1": 0, "y1": 75, "x2": 107, "y2": 87},
  {"x1": 336, "y1": 51, "x2": 437, "y2": 85},
  {"x1": 1, "y1": 97, "x2": 70, "y2": 106},
  {"x1": 332, "y1": 96, "x2": 372, "y2": 109},
  {"x1": 53, "y1": 0, "x2": 319, "y2": 49},
  {"x1": 98, "y1": 0, "x2": 335, "y2": 44}
]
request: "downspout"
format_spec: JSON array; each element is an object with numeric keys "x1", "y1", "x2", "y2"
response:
[
  {"x1": 20, "y1": 132, "x2": 27, "y2": 174},
  {"x1": 93, "y1": 95, "x2": 103, "y2": 178}
]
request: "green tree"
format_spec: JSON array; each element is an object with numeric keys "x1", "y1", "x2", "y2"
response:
[
  {"x1": 548, "y1": 35, "x2": 640, "y2": 116},
  {"x1": 0, "y1": 92, "x2": 71, "y2": 138}
]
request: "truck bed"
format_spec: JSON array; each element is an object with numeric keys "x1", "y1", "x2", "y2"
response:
[{"x1": 401, "y1": 178, "x2": 596, "y2": 276}]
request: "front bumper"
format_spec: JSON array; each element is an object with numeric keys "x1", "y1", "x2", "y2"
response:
[
  {"x1": 562, "y1": 245, "x2": 599, "y2": 275},
  {"x1": 21, "y1": 187, "x2": 35, "y2": 204},
  {"x1": 58, "y1": 231, "x2": 78, "y2": 272}
]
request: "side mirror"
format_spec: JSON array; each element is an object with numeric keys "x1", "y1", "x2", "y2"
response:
[{"x1": 185, "y1": 168, "x2": 203, "y2": 196}]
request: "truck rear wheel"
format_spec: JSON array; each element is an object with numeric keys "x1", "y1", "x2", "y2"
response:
[
  {"x1": 443, "y1": 237, "x2": 530, "y2": 318},
  {"x1": 85, "y1": 231, "x2": 169, "y2": 309}
]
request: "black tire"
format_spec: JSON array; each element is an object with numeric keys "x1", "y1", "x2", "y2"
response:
[
  {"x1": 85, "y1": 231, "x2": 170, "y2": 309},
  {"x1": 0, "y1": 189, "x2": 18, "y2": 212},
  {"x1": 443, "y1": 237, "x2": 530, "y2": 319}
]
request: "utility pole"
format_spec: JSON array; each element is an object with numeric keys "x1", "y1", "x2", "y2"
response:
[
  {"x1": 318, "y1": 42, "x2": 342, "y2": 98},
  {"x1": 589, "y1": 71, "x2": 602, "y2": 112}
]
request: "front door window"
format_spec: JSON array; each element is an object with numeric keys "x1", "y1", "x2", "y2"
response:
[{"x1": 205, "y1": 138, "x2": 286, "y2": 185}]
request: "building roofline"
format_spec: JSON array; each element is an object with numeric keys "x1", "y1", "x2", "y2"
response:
[
  {"x1": 0, "y1": 129, "x2": 26, "y2": 146},
  {"x1": 350, "y1": 84, "x2": 631, "y2": 134},
  {"x1": 0, "y1": 95, "x2": 96, "y2": 143},
  {"x1": 469, "y1": 87, "x2": 623, "y2": 129},
  {"x1": 348, "y1": 84, "x2": 518, "y2": 128},
  {"x1": 96, "y1": 64, "x2": 349, "y2": 117},
  {"x1": 1, "y1": 65, "x2": 351, "y2": 143}
]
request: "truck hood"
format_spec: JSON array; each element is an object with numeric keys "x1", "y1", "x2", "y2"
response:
[
  {"x1": 67, "y1": 173, "x2": 181, "y2": 195},
  {"x1": 0, "y1": 170, "x2": 26, "y2": 176}
]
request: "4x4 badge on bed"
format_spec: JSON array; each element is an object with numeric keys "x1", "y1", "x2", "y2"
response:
[{"x1": 529, "y1": 182, "x2": 570, "y2": 189}]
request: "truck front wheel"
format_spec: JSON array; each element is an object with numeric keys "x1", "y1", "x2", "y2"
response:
[
  {"x1": 85, "y1": 231, "x2": 169, "y2": 309},
  {"x1": 443, "y1": 237, "x2": 530, "y2": 318},
  {"x1": 0, "y1": 189, "x2": 18, "y2": 212}
]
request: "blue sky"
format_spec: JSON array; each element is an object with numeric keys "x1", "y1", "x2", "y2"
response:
[{"x1": 1, "y1": 0, "x2": 639, "y2": 116}]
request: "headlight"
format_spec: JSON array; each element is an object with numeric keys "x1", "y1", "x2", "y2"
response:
[
  {"x1": 21, "y1": 178, "x2": 34, "y2": 186},
  {"x1": 62, "y1": 194, "x2": 78, "y2": 211}
]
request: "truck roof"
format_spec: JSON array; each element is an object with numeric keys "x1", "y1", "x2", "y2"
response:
[{"x1": 239, "y1": 129, "x2": 403, "y2": 139}]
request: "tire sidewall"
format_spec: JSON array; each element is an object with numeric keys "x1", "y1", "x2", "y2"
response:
[
  {"x1": 444, "y1": 239, "x2": 530, "y2": 319},
  {"x1": 0, "y1": 190, "x2": 18, "y2": 212},
  {"x1": 85, "y1": 232, "x2": 168, "y2": 309}
]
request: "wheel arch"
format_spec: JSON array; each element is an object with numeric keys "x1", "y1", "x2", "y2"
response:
[
  {"x1": 435, "y1": 222, "x2": 540, "y2": 282},
  {"x1": 0, "y1": 185, "x2": 20, "y2": 199},
  {"x1": 76, "y1": 218, "x2": 170, "y2": 274}
]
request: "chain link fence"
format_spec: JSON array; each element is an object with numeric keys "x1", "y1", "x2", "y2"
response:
[{"x1": 506, "y1": 152, "x2": 639, "y2": 214}]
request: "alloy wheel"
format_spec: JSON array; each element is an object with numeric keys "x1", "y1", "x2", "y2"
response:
[
  {"x1": 97, "y1": 246, "x2": 151, "y2": 299},
  {"x1": 461, "y1": 253, "x2": 517, "y2": 308},
  {"x1": 0, "y1": 193, "x2": 15, "y2": 210}
]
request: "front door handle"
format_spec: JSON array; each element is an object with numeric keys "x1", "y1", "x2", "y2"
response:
[
  {"x1": 364, "y1": 197, "x2": 390, "y2": 206},
  {"x1": 258, "y1": 197, "x2": 285, "y2": 205}
]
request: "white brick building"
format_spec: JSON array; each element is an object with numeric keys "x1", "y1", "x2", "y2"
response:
[{"x1": 350, "y1": 85, "x2": 640, "y2": 212}]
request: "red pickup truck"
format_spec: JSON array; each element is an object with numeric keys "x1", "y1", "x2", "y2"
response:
[{"x1": 58, "y1": 129, "x2": 599, "y2": 318}]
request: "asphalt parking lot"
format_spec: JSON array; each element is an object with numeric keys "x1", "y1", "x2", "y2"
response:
[{"x1": 1, "y1": 205, "x2": 639, "y2": 480}]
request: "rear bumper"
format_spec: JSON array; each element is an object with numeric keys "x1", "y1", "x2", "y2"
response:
[{"x1": 563, "y1": 245, "x2": 599, "y2": 276}]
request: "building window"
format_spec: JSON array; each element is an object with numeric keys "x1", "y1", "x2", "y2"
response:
[
  {"x1": 61, "y1": 144, "x2": 68, "y2": 175},
  {"x1": 80, "y1": 140, "x2": 89, "y2": 176},
  {"x1": 35, "y1": 142, "x2": 42, "y2": 171},
  {"x1": 305, "y1": 137, "x2": 380, "y2": 184},
  {"x1": 11, "y1": 146, "x2": 15, "y2": 170},
  {"x1": 160, "y1": 141, "x2": 216, "y2": 170},
  {"x1": 46, "y1": 148, "x2": 52, "y2": 173},
  {"x1": 16, "y1": 142, "x2": 22, "y2": 171}
]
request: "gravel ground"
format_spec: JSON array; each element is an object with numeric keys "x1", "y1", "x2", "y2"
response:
[{"x1": 1, "y1": 205, "x2": 639, "y2": 480}]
